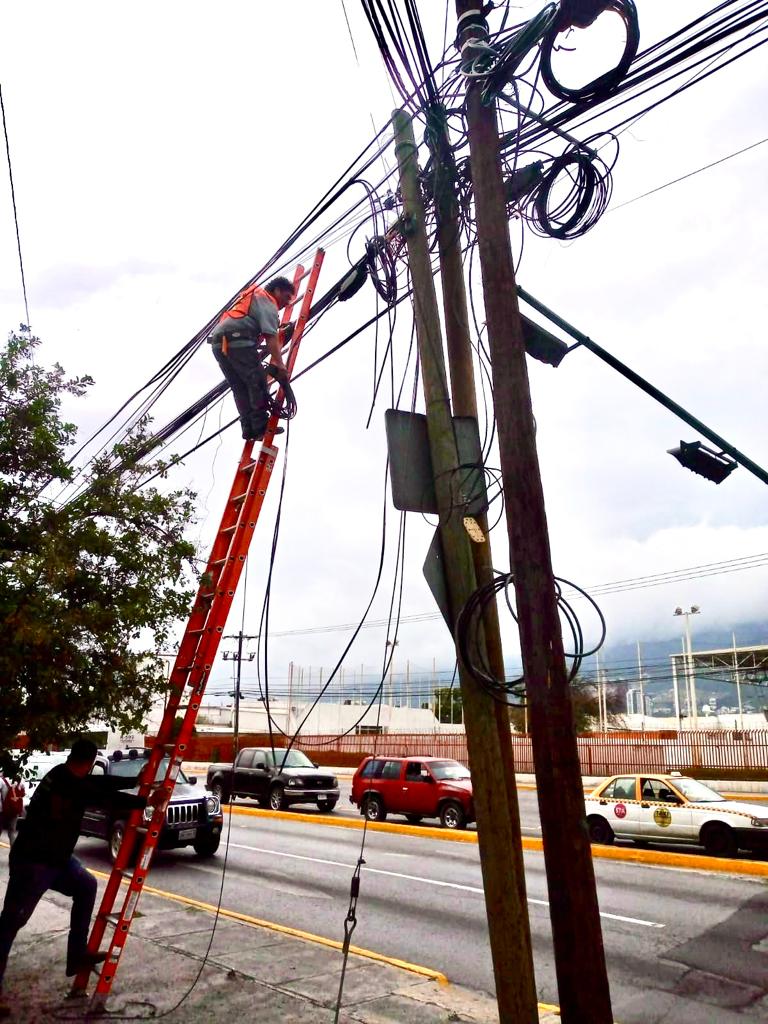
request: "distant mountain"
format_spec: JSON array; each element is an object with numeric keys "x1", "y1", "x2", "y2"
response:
[{"x1": 584, "y1": 621, "x2": 768, "y2": 714}]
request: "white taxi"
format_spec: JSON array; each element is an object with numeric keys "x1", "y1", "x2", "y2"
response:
[{"x1": 584, "y1": 773, "x2": 768, "y2": 857}]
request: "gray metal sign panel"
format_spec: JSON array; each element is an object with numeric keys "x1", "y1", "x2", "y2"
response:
[{"x1": 385, "y1": 409, "x2": 488, "y2": 516}]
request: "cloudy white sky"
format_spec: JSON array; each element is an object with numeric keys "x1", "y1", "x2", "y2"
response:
[{"x1": 1, "y1": 2, "x2": 767, "y2": 701}]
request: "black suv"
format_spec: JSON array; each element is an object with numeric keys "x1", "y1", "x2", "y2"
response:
[
  {"x1": 206, "y1": 746, "x2": 339, "y2": 812},
  {"x1": 80, "y1": 749, "x2": 223, "y2": 863}
]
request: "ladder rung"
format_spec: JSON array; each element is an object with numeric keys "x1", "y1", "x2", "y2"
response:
[
  {"x1": 188, "y1": 628, "x2": 206, "y2": 636},
  {"x1": 221, "y1": 524, "x2": 238, "y2": 535},
  {"x1": 241, "y1": 461, "x2": 258, "y2": 473},
  {"x1": 199, "y1": 592, "x2": 214, "y2": 601},
  {"x1": 102, "y1": 913, "x2": 121, "y2": 926},
  {"x1": 211, "y1": 556, "x2": 230, "y2": 565},
  {"x1": 296, "y1": 266, "x2": 312, "y2": 282},
  {"x1": 231, "y1": 491, "x2": 248, "y2": 503}
]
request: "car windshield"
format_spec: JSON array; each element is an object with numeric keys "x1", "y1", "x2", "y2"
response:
[
  {"x1": 668, "y1": 777, "x2": 724, "y2": 803},
  {"x1": 429, "y1": 760, "x2": 471, "y2": 781},
  {"x1": 108, "y1": 756, "x2": 188, "y2": 785},
  {"x1": 269, "y1": 750, "x2": 314, "y2": 769}
]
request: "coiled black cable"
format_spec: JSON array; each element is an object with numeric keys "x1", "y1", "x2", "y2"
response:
[
  {"x1": 266, "y1": 367, "x2": 297, "y2": 420},
  {"x1": 456, "y1": 571, "x2": 606, "y2": 703},
  {"x1": 541, "y1": 0, "x2": 640, "y2": 104},
  {"x1": 524, "y1": 136, "x2": 615, "y2": 239}
]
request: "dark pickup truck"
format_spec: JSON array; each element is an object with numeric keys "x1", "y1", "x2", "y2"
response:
[
  {"x1": 80, "y1": 749, "x2": 223, "y2": 863},
  {"x1": 207, "y1": 747, "x2": 339, "y2": 812}
]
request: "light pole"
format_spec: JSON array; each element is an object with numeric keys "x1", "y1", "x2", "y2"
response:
[
  {"x1": 674, "y1": 607, "x2": 700, "y2": 729},
  {"x1": 223, "y1": 632, "x2": 257, "y2": 743},
  {"x1": 385, "y1": 639, "x2": 399, "y2": 708}
]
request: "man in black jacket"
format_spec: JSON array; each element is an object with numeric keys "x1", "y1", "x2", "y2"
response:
[{"x1": 0, "y1": 739, "x2": 168, "y2": 1006}]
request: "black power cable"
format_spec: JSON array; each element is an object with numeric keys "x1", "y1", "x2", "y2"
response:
[
  {"x1": 540, "y1": 0, "x2": 640, "y2": 104},
  {"x1": 456, "y1": 572, "x2": 606, "y2": 703}
]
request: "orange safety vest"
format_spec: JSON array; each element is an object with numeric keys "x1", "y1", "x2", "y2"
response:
[
  {"x1": 219, "y1": 284, "x2": 277, "y2": 323},
  {"x1": 218, "y1": 284, "x2": 278, "y2": 355}
]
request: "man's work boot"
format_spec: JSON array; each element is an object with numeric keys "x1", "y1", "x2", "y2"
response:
[
  {"x1": 248, "y1": 425, "x2": 284, "y2": 441},
  {"x1": 66, "y1": 951, "x2": 107, "y2": 978}
]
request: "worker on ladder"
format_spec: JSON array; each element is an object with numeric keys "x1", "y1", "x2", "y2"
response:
[{"x1": 209, "y1": 276, "x2": 296, "y2": 441}]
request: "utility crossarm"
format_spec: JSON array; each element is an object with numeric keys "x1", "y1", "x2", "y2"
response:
[{"x1": 77, "y1": 250, "x2": 325, "y2": 1008}]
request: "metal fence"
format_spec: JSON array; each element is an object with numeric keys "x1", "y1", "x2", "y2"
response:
[
  {"x1": 254, "y1": 729, "x2": 768, "y2": 774},
  {"x1": 162, "y1": 729, "x2": 768, "y2": 774}
]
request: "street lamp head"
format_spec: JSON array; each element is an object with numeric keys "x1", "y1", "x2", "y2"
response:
[
  {"x1": 674, "y1": 607, "x2": 683, "y2": 616},
  {"x1": 691, "y1": 605, "x2": 700, "y2": 615}
]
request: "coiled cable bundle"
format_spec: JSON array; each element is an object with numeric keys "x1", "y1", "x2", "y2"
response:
[
  {"x1": 365, "y1": 235, "x2": 399, "y2": 304},
  {"x1": 540, "y1": 0, "x2": 640, "y2": 104},
  {"x1": 456, "y1": 571, "x2": 606, "y2": 703},
  {"x1": 523, "y1": 136, "x2": 616, "y2": 239},
  {"x1": 266, "y1": 366, "x2": 298, "y2": 421}
]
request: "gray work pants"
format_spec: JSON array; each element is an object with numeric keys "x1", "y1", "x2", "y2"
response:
[
  {"x1": 0, "y1": 855, "x2": 97, "y2": 984},
  {"x1": 212, "y1": 344, "x2": 270, "y2": 439}
]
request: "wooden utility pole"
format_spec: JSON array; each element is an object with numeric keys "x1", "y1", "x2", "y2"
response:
[
  {"x1": 427, "y1": 103, "x2": 533, "y2": 943},
  {"x1": 393, "y1": 108, "x2": 538, "y2": 1024},
  {"x1": 454, "y1": 5, "x2": 613, "y2": 1022}
]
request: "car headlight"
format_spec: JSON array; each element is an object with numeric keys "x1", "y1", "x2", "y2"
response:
[
  {"x1": 287, "y1": 778, "x2": 300, "y2": 787},
  {"x1": 206, "y1": 796, "x2": 220, "y2": 815},
  {"x1": 331, "y1": 777, "x2": 338, "y2": 787},
  {"x1": 750, "y1": 817, "x2": 768, "y2": 827}
]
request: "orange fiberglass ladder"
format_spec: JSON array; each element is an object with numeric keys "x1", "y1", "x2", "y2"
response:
[{"x1": 77, "y1": 249, "x2": 325, "y2": 1007}]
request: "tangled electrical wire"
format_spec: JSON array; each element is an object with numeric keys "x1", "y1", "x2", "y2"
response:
[
  {"x1": 265, "y1": 367, "x2": 298, "y2": 421},
  {"x1": 455, "y1": 570, "x2": 607, "y2": 704},
  {"x1": 521, "y1": 134, "x2": 617, "y2": 239},
  {"x1": 541, "y1": 0, "x2": 640, "y2": 104}
]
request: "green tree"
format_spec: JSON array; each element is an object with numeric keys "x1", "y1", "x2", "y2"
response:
[
  {"x1": 433, "y1": 686, "x2": 463, "y2": 724},
  {"x1": 0, "y1": 330, "x2": 197, "y2": 762},
  {"x1": 509, "y1": 677, "x2": 625, "y2": 733}
]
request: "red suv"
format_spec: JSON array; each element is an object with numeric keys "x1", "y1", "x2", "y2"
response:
[{"x1": 350, "y1": 756, "x2": 474, "y2": 830}]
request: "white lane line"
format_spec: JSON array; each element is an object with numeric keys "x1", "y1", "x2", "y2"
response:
[{"x1": 228, "y1": 842, "x2": 663, "y2": 929}]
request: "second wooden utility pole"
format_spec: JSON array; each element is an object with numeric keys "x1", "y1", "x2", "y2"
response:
[
  {"x1": 393, "y1": 108, "x2": 538, "y2": 1023},
  {"x1": 455, "y1": 4, "x2": 613, "y2": 1022},
  {"x1": 427, "y1": 102, "x2": 533, "y2": 950}
]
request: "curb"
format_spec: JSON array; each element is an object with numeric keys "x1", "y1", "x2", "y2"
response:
[
  {"x1": 89, "y1": 866, "x2": 450, "y2": 985},
  {"x1": 223, "y1": 803, "x2": 479, "y2": 842},
  {"x1": 222, "y1": 805, "x2": 768, "y2": 877}
]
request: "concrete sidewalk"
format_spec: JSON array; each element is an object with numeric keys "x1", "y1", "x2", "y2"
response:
[{"x1": 0, "y1": 874, "x2": 559, "y2": 1023}]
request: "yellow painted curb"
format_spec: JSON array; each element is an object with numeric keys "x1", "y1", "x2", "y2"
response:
[
  {"x1": 222, "y1": 806, "x2": 768, "y2": 877},
  {"x1": 89, "y1": 867, "x2": 449, "y2": 985},
  {"x1": 225, "y1": 803, "x2": 479, "y2": 843},
  {"x1": 589, "y1": 843, "x2": 768, "y2": 877}
]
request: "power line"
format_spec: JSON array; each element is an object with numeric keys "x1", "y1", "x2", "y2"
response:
[
  {"x1": 609, "y1": 134, "x2": 768, "y2": 213},
  {"x1": 258, "y1": 550, "x2": 768, "y2": 639},
  {"x1": 0, "y1": 84, "x2": 30, "y2": 327}
]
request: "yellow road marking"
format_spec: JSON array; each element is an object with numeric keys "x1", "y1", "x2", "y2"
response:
[
  {"x1": 88, "y1": 866, "x2": 449, "y2": 985},
  {"x1": 221, "y1": 805, "x2": 768, "y2": 876}
]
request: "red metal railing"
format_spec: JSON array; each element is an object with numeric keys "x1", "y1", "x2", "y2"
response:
[{"x1": 163, "y1": 729, "x2": 768, "y2": 774}]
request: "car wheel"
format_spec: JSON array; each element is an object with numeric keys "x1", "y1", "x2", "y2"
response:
[
  {"x1": 363, "y1": 794, "x2": 387, "y2": 823},
  {"x1": 317, "y1": 798, "x2": 338, "y2": 813},
  {"x1": 440, "y1": 801, "x2": 466, "y2": 830},
  {"x1": 193, "y1": 833, "x2": 221, "y2": 858},
  {"x1": 269, "y1": 785, "x2": 287, "y2": 812},
  {"x1": 211, "y1": 781, "x2": 231, "y2": 805},
  {"x1": 405, "y1": 814, "x2": 422, "y2": 825},
  {"x1": 587, "y1": 815, "x2": 615, "y2": 845},
  {"x1": 109, "y1": 821, "x2": 137, "y2": 866},
  {"x1": 701, "y1": 822, "x2": 737, "y2": 857}
]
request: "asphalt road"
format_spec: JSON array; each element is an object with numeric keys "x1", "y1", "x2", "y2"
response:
[{"x1": 74, "y1": 808, "x2": 768, "y2": 1023}]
